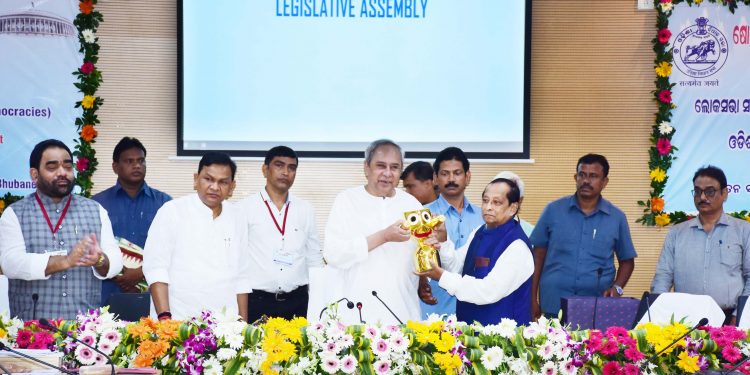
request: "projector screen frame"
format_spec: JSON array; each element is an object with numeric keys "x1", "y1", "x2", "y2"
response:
[{"x1": 177, "y1": 1, "x2": 532, "y2": 160}]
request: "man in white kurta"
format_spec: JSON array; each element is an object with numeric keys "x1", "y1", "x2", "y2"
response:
[
  {"x1": 324, "y1": 140, "x2": 423, "y2": 325},
  {"x1": 143, "y1": 154, "x2": 251, "y2": 320}
]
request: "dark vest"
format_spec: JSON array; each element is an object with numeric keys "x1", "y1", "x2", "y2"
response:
[
  {"x1": 456, "y1": 219, "x2": 532, "y2": 326},
  {"x1": 9, "y1": 193, "x2": 103, "y2": 320}
]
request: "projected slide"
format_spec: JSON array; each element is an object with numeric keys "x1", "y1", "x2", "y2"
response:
[{"x1": 180, "y1": 0, "x2": 530, "y2": 158}]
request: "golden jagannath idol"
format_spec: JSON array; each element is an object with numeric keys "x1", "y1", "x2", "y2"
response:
[{"x1": 403, "y1": 208, "x2": 445, "y2": 272}]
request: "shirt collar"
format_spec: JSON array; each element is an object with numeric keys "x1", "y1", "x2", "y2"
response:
[
  {"x1": 260, "y1": 188, "x2": 292, "y2": 205},
  {"x1": 190, "y1": 193, "x2": 221, "y2": 218},
  {"x1": 114, "y1": 180, "x2": 153, "y2": 198},
  {"x1": 35, "y1": 191, "x2": 72, "y2": 206},
  {"x1": 436, "y1": 194, "x2": 475, "y2": 213},
  {"x1": 689, "y1": 213, "x2": 731, "y2": 229},
  {"x1": 567, "y1": 194, "x2": 611, "y2": 215}
]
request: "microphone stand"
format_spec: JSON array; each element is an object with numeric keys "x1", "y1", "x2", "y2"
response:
[
  {"x1": 319, "y1": 298, "x2": 355, "y2": 320},
  {"x1": 371, "y1": 290, "x2": 403, "y2": 324},
  {"x1": 40, "y1": 318, "x2": 115, "y2": 375},
  {"x1": 0, "y1": 342, "x2": 75, "y2": 375},
  {"x1": 640, "y1": 318, "x2": 708, "y2": 371}
]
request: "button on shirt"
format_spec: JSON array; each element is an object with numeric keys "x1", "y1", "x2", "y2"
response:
[
  {"x1": 421, "y1": 195, "x2": 484, "y2": 318},
  {"x1": 529, "y1": 195, "x2": 637, "y2": 315},
  {"x1": 237, "y1": 190, "x2": 323, "y2": 293},
  {"x1": 651, "y1": 214, "x2": 750, "y2": 310},
  {"x1": 92, "y1": 181, "x2": 172, "y2": 248}
]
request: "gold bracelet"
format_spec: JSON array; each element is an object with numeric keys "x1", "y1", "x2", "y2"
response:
[{"x1": 95, "y1": 255, "x2": 105, "y2": 267}]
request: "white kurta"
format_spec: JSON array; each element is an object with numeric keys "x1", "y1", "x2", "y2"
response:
[
  {"x1": 142, "y1": 194, "x2": 251, "y2": 320},
  {"x1": 323, "y1": 186, "x2": 423, "y2": 325}
]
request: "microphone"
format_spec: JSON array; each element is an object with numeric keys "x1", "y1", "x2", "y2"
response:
[
  {"x1": 643, "y1": 291, "x2": 653, "y2": 322},
  {"x1": 39, "y1": 318, "x2": 115, "y2": 375},
  {"x1": 31, "y1": 293, "x2": 38, "y2": 321},
  {"x1": 722, "y1": 354, "x2": 750, "y2": 375},
  {"x1": 319, "y1": 298, "x2": 355, "y2": 320},
  {"x1": 0, "y1": 342, "x2": 75, "y2": 375},
  {"x1": 356, "y1": 302, "x2": 365, "y2": 324},
  {"x1": 371, "y1": 290, "x2": 403, "y2": 325},
  {"x1": 641, "y1": 318, "x2": 709, "y2": 370}
]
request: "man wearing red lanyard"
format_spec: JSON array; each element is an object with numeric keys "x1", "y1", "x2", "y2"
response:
[
  {"x1": 238, "y1": 146, "x2": 323, "y2": 322},
  {"x1": 0, "y1": 139, "x2": 122, "y2": 321}
]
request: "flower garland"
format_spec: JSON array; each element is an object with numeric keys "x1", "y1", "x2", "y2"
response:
[
  {"x1": 637, "y1": 0, "x2": 750, "y2": 226},
  {"x1": 72, "y1": 0, "x2": 103, "y2": 197},
  {"x1": 5, "y1": 309, "x2": 750, "y2": 375},
  {"x1": 0, "y1": 0, "x2": 102, "y2": 214}
]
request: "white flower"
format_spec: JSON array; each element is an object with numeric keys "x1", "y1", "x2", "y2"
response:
[
  {"x1": 321, "y1": 356, "x2": 340, "y2": 374},
  {"x1": 371, "y1": 338, "x2": 390, "y2": 357},
  {"x1": 81, "y1": 29, "x2": 96, "y2": 44},
  {"x1": 374, "y1": 359, "x2": 391, "y2": 374},
  {"x1": 203, "y1": 357, "x2": 223, "y2": 375},
  {"x1": 538, "y1": 343, "x2": 555, "y2": 360},
  {"x1": 75, "y1": 345, "x2": 96, "y2": 365},
  {"x1": 100, "y1": 329, "x2": 122, "y2": 347},
  {"x1": 340, "y1": 354, "x2": 357, "y2": 374},
  {"x1": 541, "y1": 361, "x2": 557, "y2": 375},
  {"x1": 216, "y1": 348, "x2": 237, "y2": 361},
  {"x1": 559, "y1": 360, "x2": 578, "y2": 375},
  {"x1": 509, "y1": 358, "x2": 530, "y2": 374},
  {"x1": 224, "y1": 333, "x2": 244, "y2": 350},
  {"x1": 660, "y1": 2, "x2": 673, "y2": 12},
  {"x1": 425, "y1": 313, "x2": 443, "y2": 323},
  {"x1": 497, "y1": 318, "x2": 517, "y2": 338},
  {"x1": 364, "y1": 325, "x2": 380, "y2": 340},
  {"x1": 388, "y1": 332, "x2": 409, "y2": 352},
  {"x1": 480, "y1": 346, "x2": 504, "y2": 371},
  {"x1": 444, "y1": 314, "x2": 458, "y2": 326},
  {"x1": 339, "y1": 333, "x2": 354, "y2": 349},
  {"x1": 97, "y1": 340, "x2": 114, "y2": 356},
  {"x1": 658, "y1": 121, "x2": 673, "y2": 135}
]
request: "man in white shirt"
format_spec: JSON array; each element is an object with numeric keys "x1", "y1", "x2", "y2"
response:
[
  {"x1": 143, "y1": 152, "x2": 251, "y2": 321},
  {"x1": 324, "y1": 139, "x2": 423, "y2": 325},
  {"x1": 238, "y1": 146, "x2": 323, "y2": 322},
  {"x1": 0, "y1": 139, "x2": 122, "y2": 320}
]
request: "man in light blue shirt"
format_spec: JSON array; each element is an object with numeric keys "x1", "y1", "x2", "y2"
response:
[
  {"x1": 530, "y1": 154, "x2": 637, "y2": 319},
  {"x1": 651, "y1": 165, "x2": 750, "y2": 325},
  {"x1": 420, "y1": 147, "x2": 484, "y2": 318},
  {"x1": 93, "y1": 138, "x2": 171, "y2": 305}
]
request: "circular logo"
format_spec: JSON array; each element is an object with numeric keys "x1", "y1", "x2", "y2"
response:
[{"x1": 673, "y1": 17, "x2": 728, "y2": 78}]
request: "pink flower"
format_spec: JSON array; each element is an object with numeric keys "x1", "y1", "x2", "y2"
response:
[
  {"x1": 374, "y1": 359, "x2": 390, "y2": 374},
  {"x1": 658, "y1": 28, "x2": 672, "y2": 44},
  {"x1": 602, "y1": 361, "x2": 622, "y2": 375},
  {"x1": 658, "y1": 89, "x2": 672, "y2": 104},
  {"x1": 33, "y1": 331, "x2": 54, "y2": 347},
  {"x1": 80, "y1": 61, "x2": 95, "y2": 75},
  {"x1": 656, "y1": 138, "x2": 672, "y2": 155},
  {"x1": 660, "y1": 0, "x2": 671, "y2": 2},
  {"x1": 76, "y1": 157, "x2": 89, "y2": 172},
  {"x1": 16, "y1": 330, "x2": 32, "y2": 348},
  {"x1": 28, "y1": 341, "x2": 46, "y2": 349},
  {"x1": 624, "y1": 347, "x2": 645, "y2": 362},
  {"x1": 624, "y1": 363, "x2": 640, "y2": 375},
  {"x1": 600, "y1": 339, "x2": 620, "y2": 356},
  {"x1": 723, "y1": 345, "x2": 742, "y2": 363},
  {"x1": 340, "y1": 355, "x2": 357, "y2": 374},
  {"x1": 606, "y1": 326, "x2": 630, "y2": 342}
]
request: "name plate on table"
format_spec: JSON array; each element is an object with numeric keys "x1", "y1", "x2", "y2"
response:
[
  {"x1": 561, "y1": 296, "x2": 640, "y2": 331},
  {"x1": 0, "y1": 349, "x2": 62, "y2": 372}
]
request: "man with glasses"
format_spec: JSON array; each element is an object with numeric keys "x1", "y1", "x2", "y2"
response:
[
  {"x1": 93, "y1": 137, "x2": 171, "y2": 304},
  {"x1": 651, "y1": 165, "x2": 750, "y2": 325},
  {"x1": 529, "y1": 154, "x2": 637, "y2": 319}
]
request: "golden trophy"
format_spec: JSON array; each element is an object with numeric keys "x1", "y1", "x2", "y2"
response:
[{"x1": 403, "y1": 208, "x2": 445, "y2": 273}]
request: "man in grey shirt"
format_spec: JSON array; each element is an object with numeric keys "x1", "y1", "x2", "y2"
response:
[{"x1": 651, "y1": 165, "x2": 750, "y2": 325}]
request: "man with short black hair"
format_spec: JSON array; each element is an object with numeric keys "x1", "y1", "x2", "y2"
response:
[
  {"x1": 420, "y1": 147, "x2": 484, "y2": 318},
  {"x1": 530, "y1": 153, "x2": 637, "y2": 319},
  {"x1": 652, "y1": 165, "x2": 750, "y2": 325},
  {"x1": 143, "y1": 152, "x2": 251, "y2": 320},
  {"x1": 0, "y1": 139, "x2": 122, "y2": 320},
  {"x1": 238, "y1": 146, "x2": 323, "y2": 322},
  {"x1": 401, "y1": 161, "x2": 438, "y2": 205},
  {"x1": 93, "y1": 137, "x2": 171, "y2": 304}
]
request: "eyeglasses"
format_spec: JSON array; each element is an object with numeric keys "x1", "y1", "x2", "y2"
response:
[{"x1": 692, "y1": 187, "x2": 719, "y2": 198}]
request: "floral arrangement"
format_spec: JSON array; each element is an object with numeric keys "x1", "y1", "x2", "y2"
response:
[
  {"x1": 3, "y1": 308, "x2": 750, "y2": 374},
  {"x1": 13, "y1": 320, "x2": 58, "y2": 350},
  {"x1": 637, "y1": 0, "x2": 750, "y2": 226}
]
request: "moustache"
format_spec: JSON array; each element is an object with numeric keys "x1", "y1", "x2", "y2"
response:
[
  {"x1": 580, "y1": 184, "x2": 592, "y2": 190},
  {"x1": 444, "y1": 183, "x2": 459, "y2": 189}
]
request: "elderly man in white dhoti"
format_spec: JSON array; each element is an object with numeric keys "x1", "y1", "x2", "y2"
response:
[{"x1": 323, "y1": 139, "x2": 424, "y2": 325}]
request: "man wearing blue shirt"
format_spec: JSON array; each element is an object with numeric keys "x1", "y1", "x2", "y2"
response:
[
  {"x1": 93, "y1": 137, "x2": 171, "y2": 305},
  {"x1": 530, "y1": 154, "x2": 636, "y2": 320},
  {"x1": 420, "y1": 147, "x2": 484, "y2": 318}
]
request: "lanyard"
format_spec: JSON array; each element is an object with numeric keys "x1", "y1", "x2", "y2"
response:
[
  {"x1": 34, "y1": 193, "x2": 72, "y2": 236},
  {"x1": 263, "y1": 198, "x2": 290, "y2": 236}
]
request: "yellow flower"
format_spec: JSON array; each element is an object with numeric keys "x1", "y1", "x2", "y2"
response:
[
  {"x1": 650, "y1": 167, "x2": 666, "y2": 183},
  {"x1": 677, "y1": 351, "x2": 700, "y2": 373},
  {"x1": 434, "y1": 331, "x2": 455, "y2": 353},
  {"x1": 655, "y1": 213, "x2": 671, "y2": 226},
  {"x1": 655, "y1": 61, "x2": 672, "y2": 77},
  {"x1": 0, "y1": 328, "x2": 6, "y2": 338},
  {"x1": 434, "y1": 352, "x2": 462, "y2": 375},
  {"x1": 695, "y1": 0, "x2": 703, "y2": 3},
  {"x1": 0, "y1": 200, "x2": 5, "y2": 214},
  {"x1": 745, "y1": 215, "x2": 750, "y2": 223},
  {"x1": 81, "y1": 95, "x2": 96, "y2": 109}
]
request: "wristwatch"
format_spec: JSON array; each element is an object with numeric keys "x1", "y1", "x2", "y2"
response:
[{"x1": 612, "y1": 284, "x2": 624, "y2": 296}]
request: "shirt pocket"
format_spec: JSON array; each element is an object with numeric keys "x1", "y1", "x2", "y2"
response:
[
  {"x1": 280, "y1": 226, "x2": 306, "y2": 257},
  {"x1": 720, "y1": 243, "x2": 743, "y2": 274}
]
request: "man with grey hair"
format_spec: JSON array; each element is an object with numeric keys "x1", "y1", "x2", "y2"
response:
[
  {"x1": 494, "y1": 171, "x2": 534, "y2": 236},
  {"x1": 324, "y1": 139, "x2": 423, "y2": 324}
]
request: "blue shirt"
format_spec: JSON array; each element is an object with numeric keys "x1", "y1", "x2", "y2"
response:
[
  {"x1": 92, "y1": 181, "x2": 172, "y2": 248},
  {"x1": 529, "y1": 194, "x2": 637, "y2": 315},
  {"x1": 421, "y1": 194, "x2": 484, "y2": 318}
]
